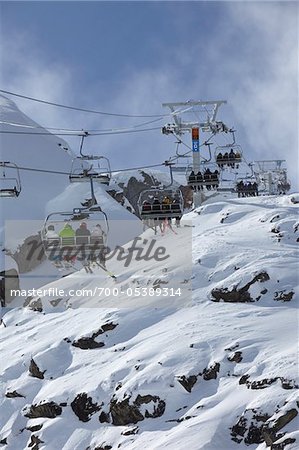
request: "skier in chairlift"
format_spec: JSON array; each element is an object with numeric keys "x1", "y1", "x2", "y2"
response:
[{"x1": 75, "y1": 222, "x2": 91, "y2": 245}]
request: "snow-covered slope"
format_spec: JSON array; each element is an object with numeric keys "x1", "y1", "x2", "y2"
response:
[
  {"x1": 1, "y1": 193, "x2": 298, "y2": 450},
  {"x1": 0, "y1": 95, "x2": 73, "y2": 221}
]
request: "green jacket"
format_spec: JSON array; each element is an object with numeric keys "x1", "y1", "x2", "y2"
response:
[{"x1": 59, "y1": 226, "x2": 75, "y2": 238}]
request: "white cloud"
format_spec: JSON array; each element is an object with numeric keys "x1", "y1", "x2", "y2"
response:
[{"x1": 1, "y1": 2, "x2": 298, "y2": 188}]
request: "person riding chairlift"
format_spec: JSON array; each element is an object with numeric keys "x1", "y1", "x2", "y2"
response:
[
  {"x1": 75, "y1": 222, "x2": 91, "y2": 245},
  {"x1": 162, "y1": 195, "x2": 172, "y2": 211},
  {"x1": 141, "y1": 200, "x2": 151, "y2": 212}
]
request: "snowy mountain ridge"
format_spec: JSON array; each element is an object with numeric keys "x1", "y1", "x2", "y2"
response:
[{"x1": 1, "y1": 193, "x2": 298, "y2": 450}]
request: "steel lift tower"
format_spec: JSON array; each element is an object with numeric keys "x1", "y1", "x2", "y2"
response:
[{"x1": 162, "y1": 100, "x2": 228, "y2": 206}]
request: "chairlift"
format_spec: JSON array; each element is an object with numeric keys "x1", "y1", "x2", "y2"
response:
[
  {"x1": 0, "y1": 162, "x2": 21, "y2": 198},
  {"x1": 186, "y1": 162, "x2": 220, "y2": 191},
  {"x1": 138, "y1": 188, "x2": 183, "y2": 221},
  {"x1": 138, "y1": 161, "x2": 184, "y2": 221},
  {"x1": 69, "y1": 157, "x2": 111, "y2": 185},
  {"x1": 235, "y1": 177, "x2": 259, "y2": 197},
  {"x1": 215, "y1": 130, "x2": 243, "y2": 167},
  {"x1": 42, "y1": 174, "x2": 109, "y2": 270},
  {"x1": 41, "y1": 206, "x2": 109, "y2": 267},
  {"x1": 69, "y1": 132, "x2": 112, "y2": 185}
]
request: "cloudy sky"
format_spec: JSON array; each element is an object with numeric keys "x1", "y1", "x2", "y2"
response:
[{"x1": 1, "y1": 1, "x2": 298, "y2": 188}]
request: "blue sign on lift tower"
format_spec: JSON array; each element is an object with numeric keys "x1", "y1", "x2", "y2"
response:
[{"x1": 192, "y1": 127, "x2": 199, "y2": 152}]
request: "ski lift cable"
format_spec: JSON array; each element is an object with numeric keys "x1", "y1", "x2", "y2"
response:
[
  {"x1": 0, "y1": 125, "x2": 163, "y2": 137},
  {"x1": 0, "y1": 116, "x2": 164, "y2": 133},
  {"x1": 0, "y1": 89, "x2": 171, "y2": 119},
  {"x1": 1, "y1": 162, "x2": 166, "y2": 177},
  {"x1": 0, "y1": 90, "x2": 205, "y2": 121}
]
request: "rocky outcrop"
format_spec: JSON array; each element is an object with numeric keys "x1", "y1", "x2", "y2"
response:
[
  {"x1": 27, "y1": 435, "x2": 44, "y2": 450},
  {"x1": 5, "y1": 390, "x2": 25, "y2": 398},
  {"x1": 231, "y1": 407, "x2": 298, "y2": 447},
  {"x1": 202, "y1": 362, "x2": 220, "y2": 380},
  {"x1": 24, "y1": 401, "x2": 62, "y2": 419},
  {"x1": 9, "y1": 233, "x2": 46, "y2": 273},
  {"x1": 274, "y1": 290, "x2": 294, "y2": 302},
  {"x1": 71, "y1": 322, "x2": 118, "y2": 350},
  {"x1": 115, "y1": 171, "x2": 191, "y2": 217},
  {"x1": 99, "y1": 411, "x2": 110, "y2": 423},
  {"x1": 28, "y1": 358, "x2": 46, "y2": 379},
  {"x1": 71, "y1": 393, "x2": 102, "y2": 422},
  {"x1": 110, "y1": 394, "x2": 166, "y2": 426},
  {"x1": 177, "y1": 362, "x2": 221, "y2": 393},
  {"x1": 211, "y1": 272, "x2": 270, "y2": 303},
  {"x1": 177, "y1": 375, "x2": 198, "y2": 393},
  {"x1": 238, "y1": 375, "x2": 298, "y2": 390},
  {"x1": 72, "y1": 337, "x2": 105, "y2": 350},
  {"x1": 24, "y1": 297, "x2": 43, "y2": 312},
  {"x1": 227, "y1": 351, "x2": 243, "y2": 363}
]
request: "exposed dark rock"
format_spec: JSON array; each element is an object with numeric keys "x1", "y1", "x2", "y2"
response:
[
  {"x1": 119, "y1": 171, "x2": 191, "y2": 217},
  {"x1": 121, "y1": 427, "x2": 139, "y2": 436},
  {"x1": 71, "y1": 393, "x2": 101, "y2": 422},
  {"x1": 10, "y1": 233, "x2": 46, "y2": 274},
  {"x1": 110, "y1": 398, "x2": 144, "y2": 426},
  {"x1": 26, "y1": 424, "x2": 43, "y2": 432},
  {"x1": 28, "y1": 434, "x2": 44, "y2": 450},
  {"x1": 49, "y1": 298, "x2": 63, "y2": 307},
  {"x1": 227, "y1": 351, "x2": 243, "y2": 363},
  {"x1": 280, "y1": 378, "x2": 298, "y2": 390},
  {"x1": 250, "y1": 378, "x2": 278, "y2": 390},
  {"x1": 274, "y1": 291, "x2": 294, "y2": 302},
  {"x1": 271, "y1": 227, "x2": 280, "y2": 234},
  {"x1": 99, "y1": 411, "x2": 111, "y2": 423},
  {"x1": 24, "y1": 298, "x2": 43, "y2": 312},
  {"x1": 29, "y1": 358, "x2": 46, "y2": 379},
  {"x1": 25, "y1": 401, "x2": 62, "y2": 419},
  {"x1": 231, "y1": 416, "x2": 247, "y2": 443},
  {"x1": 244, "y1": 423, "x2": 265, "y2": 445},
  {"x1": 272, "y1": 409, "x2": 298, "y2": 432},
  {"x1": 72, "y1": 322, "x2": 117, "y2": 349},
  {"x1": 211, "y1": 272, "x2": 270, "y2": 303},
  {"x1": 101, "y1": 322, "x2": 118, "y2": 332},
  {"x1": 0, "y1": 438, "x2": 7, "y2": 445},
  {"x1": 203, "y1": 362, "x2": 220, "y2": 380},
  {"x1": 271, "y1": 437, "x2": 296, "y2": 449},
  {"x1": 135, "y1": 395, "x2": 166, "y2": 419},
  {"x1": 231, "y1": 409, "x2": 271, "y2": 445},
  {"x1": 239, "y1": 375, "x2": 298, "y2": 390},
  {"x1": 5, "y1": 390, "x2": 25, "y2": 398},
  {"x1": 177, "y1": 375, "x2": 198, "y2": 393},
  {"x1": 72, "y1": 337, "x2": 105, "y2": 350},
  {"x1": 231, "y1": 406, "x2": 298, "y2": 447},
  {"x1": 94, "y1": 446, "x2": 112, "y2": 450},
  {"x1": 239, "y1": 374, "x2": 250, "y2": 385},
  {"x1": 110, "y1": 394, "x2": 165, "y2": 426}
]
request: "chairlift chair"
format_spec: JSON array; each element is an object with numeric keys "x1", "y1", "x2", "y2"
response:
[
  {"x1": 215, "y1": 145, "x2": 243, "y2": 167},
  {"x1": 0, "y1": 162, "x2": 21, "y2": 198},
  {"x1": 186, "y1": 163, "x2": 220, "y2": 190},
  {"x1": 42, "y1": 206, "x2": 109, "y2": 266},
  {"x1": 69, "y1": 157, "x2": 111, "y2": 185},
  {"x1": 138, "y1": 188, "x2": 183, "y2": 221}
]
